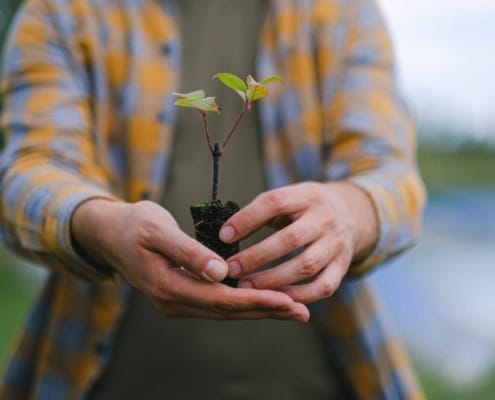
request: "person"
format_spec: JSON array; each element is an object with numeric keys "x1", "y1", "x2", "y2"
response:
[{"x1": 0, "y1": 0, "x2": 426, "y2": 399}]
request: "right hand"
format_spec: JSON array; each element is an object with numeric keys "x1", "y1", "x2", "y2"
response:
[{"x1": 70, "y1": 199, "x2": 309, "y2": 321}]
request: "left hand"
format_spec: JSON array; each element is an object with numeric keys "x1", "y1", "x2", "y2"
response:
[{"x1": 219, "y1": 182, "x2": 378, "y2": 304}]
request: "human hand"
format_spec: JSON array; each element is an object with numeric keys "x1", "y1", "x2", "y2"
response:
[
  {"x1": 219, "y1": 182, "x2": 378, "y2": 304},
  {"x1": 70, "y1": 199, "x2": 309, "y2": 321}
]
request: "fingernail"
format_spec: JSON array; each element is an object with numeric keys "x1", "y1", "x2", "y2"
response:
[
  {"x1": 228, "y1": 260, "x2": 242, "y2": 277},
  {"x1": 238, "y1": 280, "x2": 253, "y2": 289},
  {"x1": 203, "y1": 259, "x2": 227, "y2": 282},
  {"x1": 219, "y1": 225, "x2": 235, "y2": 242}
]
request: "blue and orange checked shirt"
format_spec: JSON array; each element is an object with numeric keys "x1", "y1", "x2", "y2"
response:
[{"x1": 0, "y1": 0, "x2": 426, "y2": 399}]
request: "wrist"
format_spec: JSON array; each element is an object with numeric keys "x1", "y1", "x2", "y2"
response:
[
  {"x1": 325, "y1": 181, "x2": 379, "y2": 264},
  {"x1": 70, "y1": 198, "x2": 124, "y2": 272}
]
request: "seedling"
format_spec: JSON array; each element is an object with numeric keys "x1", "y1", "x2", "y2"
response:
[
  {"x1": 174, "y1": 73, "x2": 281, "y2": 201},
  {"x1": 173, "y1": 72, "x2": 282, "y2": 286}
]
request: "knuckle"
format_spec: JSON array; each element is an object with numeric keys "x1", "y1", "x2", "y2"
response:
[
  {"x1": 264, "y1": 190, "x2": 288, "y2": 213},
  {"x1": 334, "y1": 231, "x2": 351, "y2": 253},
  {"x1": 136, "y1": 221, "x2": 160, "y2": 247},
  {"x1": 299, "y1": 253, "x2": 319, "y2": 278},
  {"x1": 241, "y1": 249, "x2": 265, "y2": 271},
  {"x1": 320, "y1": 279, "x2": 338, "y2": 298},
  {"x1": 321, "y1": 214, "x2": 337, "y2": 230},
  {"x1": 283, "y1": 228, "x2": 304, "y2": 248}
]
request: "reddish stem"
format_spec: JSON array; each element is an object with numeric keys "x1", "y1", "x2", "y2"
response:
[
  {"x1": 222, "y1": 102, "x2": 248, "y2": 151},
  {"x1": 199, "y1": 109, "x2": 214, "y2": 153}
]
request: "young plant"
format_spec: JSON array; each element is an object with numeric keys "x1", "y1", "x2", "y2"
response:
[
  {"x1": 173, "y1": 72, "x2": 282, "y2": 286},
  {"x1": 173, "y1": 72, "x2": 282, "y2": 202}
]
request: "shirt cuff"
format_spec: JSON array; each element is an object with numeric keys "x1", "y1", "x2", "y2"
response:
[{"x1": 345, "y1": 174, "x2": 410, "y2": 277}]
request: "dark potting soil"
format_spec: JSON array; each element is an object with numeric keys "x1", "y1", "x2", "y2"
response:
[{"x1": 190, "y1": 200, "x2": 239, "y2": 287}]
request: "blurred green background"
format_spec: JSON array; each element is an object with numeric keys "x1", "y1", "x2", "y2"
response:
[{"x1": 1, "y1": 1, "x2": 494, "y2": 399}]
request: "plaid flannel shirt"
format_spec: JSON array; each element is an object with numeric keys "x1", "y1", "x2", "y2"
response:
[{"x1": 0, "y1": 0, "x2": 426, "y2": 398}]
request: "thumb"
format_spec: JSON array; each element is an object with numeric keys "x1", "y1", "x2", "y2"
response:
[{"x1": 141, "y1": 224, "x2": 228, "y2": 282}]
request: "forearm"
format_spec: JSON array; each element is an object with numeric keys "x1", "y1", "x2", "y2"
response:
[
  {"x1": 320, "y1": 0, "x2": 426, "y2": 274},
  {"x1": 0, "y1": 0, "x2": 120, "y2": 280},
  {"x1": 340, "y1": 147, "x2": 426, "y2": 275},
  {"x1": 0, "y1": 158, "x2": 119, "y2": 279}
]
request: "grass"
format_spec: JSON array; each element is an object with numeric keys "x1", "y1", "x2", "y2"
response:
[
  {"x1": 416, "y1": 362, "x2": 495, "y2": 400},
  {"x1": 418, "y1": 144, "x2": 495, "y2": 189},
  {"x1": 0, "y1": 251, "x2": 42, "y2": 375}
]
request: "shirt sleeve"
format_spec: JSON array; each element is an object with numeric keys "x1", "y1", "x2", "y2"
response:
[
  {"x1": 0, "y1": 0, "x2": 119, "y2": 281},
  {"x1": 322, "y1": 0, "x2": 427, "y2": 276}
]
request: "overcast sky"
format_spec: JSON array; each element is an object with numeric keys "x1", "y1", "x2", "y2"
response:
[{"x1": 379, "y1": 0, "x2": 495, "y2": 141}]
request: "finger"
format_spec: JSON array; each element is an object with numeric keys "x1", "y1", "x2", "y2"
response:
[
  {"x1": 238, "y1": 239, "x2": 333, "y2": 289},
  {"x1": 156, "y1": 302, "x2": 310, "y2": 322},
  {"x1": 151, "y1": 266, "x2": 300, "y2": 313},
  {"x1": 227, "y1": 216, "x2": 321, "y2": 277},
  {"x1": 278, "y1": 259, "x2": 347, "y2": 304},
  {"x1": 219, "y1": 186, "x2": 309, "y2": 243},
  {"x1": 139, "y1": 222, "x2": 228, "y2": 283}
]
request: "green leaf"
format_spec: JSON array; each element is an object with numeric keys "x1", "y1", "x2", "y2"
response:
[
  {"x1": 174, "y1": 96, "x2": 220, "y2": 113},
  {"x1": 212, "y1": 72, "x2": 247, "y2": 101},
  {"x1": 173, "y1": 90, "x2": 206, "y2": 100},
  {"x1": 260, "y1": 74, "x2": 283, "y2": 86}
]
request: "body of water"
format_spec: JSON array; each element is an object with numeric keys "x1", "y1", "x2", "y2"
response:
[{"x1": 371, "y1": 189, "x2": 495, "y2": 386}]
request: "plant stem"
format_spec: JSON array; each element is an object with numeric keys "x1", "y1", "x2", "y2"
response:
[
  {"x1": 211, "y1": 143, "x2": 222, "y2": 201},
  {"x1": 222, "y1": 102, "x2": 247, "y2": 151},
  {"x1": 199, "y1": 110, "x2": 214, "y2": 153}
]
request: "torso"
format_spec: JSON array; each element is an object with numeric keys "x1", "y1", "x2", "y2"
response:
[{"x1": 88, "y1": 2, "x2": 344, "y2": 398}]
